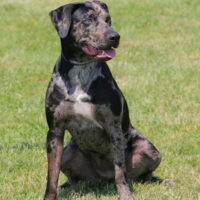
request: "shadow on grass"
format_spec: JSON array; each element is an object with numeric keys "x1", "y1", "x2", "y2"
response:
[
  {"x1": 57, "y1": 181, "x2": 117, "y2": 199},
  {"x1": 56, "y1": 177, "x2": 162, "y2": 199}
]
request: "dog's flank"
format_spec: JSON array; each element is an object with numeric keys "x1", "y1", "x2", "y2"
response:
[{"x1": 44, "y1": 1, "x2": 164, "y2": 200}]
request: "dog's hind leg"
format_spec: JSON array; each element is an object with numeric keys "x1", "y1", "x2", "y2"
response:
[
  {"x1": 125, "y1": 127, "x2": 162, "y2": 180},
  {"x1": 125, "y1": 127, "x2": 175, "y2": 186}
]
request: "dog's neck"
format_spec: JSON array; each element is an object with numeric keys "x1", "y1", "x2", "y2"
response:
[
  {"x1": 61, "y1": 51, "x2": 96, "y2": 66},
  {"x1": 60, "y1": 52, "x2": 102, "y2": 89},
  {"x1": 60, "y1": 38, "x2": 105, "y2": 89}
]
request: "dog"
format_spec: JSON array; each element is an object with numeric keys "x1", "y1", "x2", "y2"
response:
[{"x1": 44, "y1": 1, "x2": 168, "y2": 199}]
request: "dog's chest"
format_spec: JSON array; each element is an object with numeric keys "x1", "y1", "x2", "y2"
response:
[
  {"x1": 54, "y1": 86, "x2": 111, "y2": 153},
  {"x1": 54, "y1": 86, "x2": 97, "y2": 122},
  {"x1": 54, "y1": 65, "x2": 94, "y2": 117},
  {"x1": 51, "y1": 64, "x2": 113, "y2": 152},
  {"x1": 47, "y1": 63, "x2": 119, "y2": 153}
]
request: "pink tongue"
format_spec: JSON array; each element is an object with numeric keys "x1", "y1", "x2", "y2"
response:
[
  {"x1": 82, "y1": 46, "x2": 115, "y2": 59},
  {"x1": 97, "y1": 49, "x2": 115, "y2": 58},
  {"x1": 82, "y1": 46, "x2": 98, "y2": 55}
]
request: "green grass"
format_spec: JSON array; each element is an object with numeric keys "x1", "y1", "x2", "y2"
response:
[{"x1": 0, "y1": 0, "x2": 199, "y2": 199}]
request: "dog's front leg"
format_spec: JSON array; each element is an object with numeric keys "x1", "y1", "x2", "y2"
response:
[
  {"x1": 44, "y1": 128, "x2": 64, "y2": 200},
  {"x1": 109, "y1": 121, "x2": 135, "y2": 200}
]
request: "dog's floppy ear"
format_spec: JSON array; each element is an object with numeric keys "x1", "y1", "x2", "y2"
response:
[{"x1": 49, "y1": 3, "x2": 83, "y2": 39}]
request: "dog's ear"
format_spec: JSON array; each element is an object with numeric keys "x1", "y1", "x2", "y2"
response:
[
  {"x1": 93, "y1": 0, "x2": 109, "y2": 12},
  {"x1": 49, "y1": 3, "x2": 83, "y2": 39}
]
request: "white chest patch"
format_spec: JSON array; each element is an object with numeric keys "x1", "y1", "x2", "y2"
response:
[
  {"x1": 73, "y1": 94, "x2": 94, "y2": 119},
  {"x1": 71, "y1": 88, "x2": 103, "y2": 129}
]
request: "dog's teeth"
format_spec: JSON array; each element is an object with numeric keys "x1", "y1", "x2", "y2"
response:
[{"x1": 102, "y1": 50, "x2": 105, "y2": 55}]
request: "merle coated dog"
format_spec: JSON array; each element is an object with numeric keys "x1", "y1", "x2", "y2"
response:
[{"x1": 44, "y1": 1, "x2": 168, "y2": 200}]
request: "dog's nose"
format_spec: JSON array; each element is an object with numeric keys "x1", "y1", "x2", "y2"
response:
[{"x1": 108, "y1": 32, "x2": 120, "y2": 42}]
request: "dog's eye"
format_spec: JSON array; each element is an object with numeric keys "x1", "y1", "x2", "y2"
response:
[{"x1": 86, "y1": 19, "x2": 92, "y2": 24}]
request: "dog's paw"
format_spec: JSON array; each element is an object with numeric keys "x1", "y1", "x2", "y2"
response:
[
  {"x1": 118, "y1": 193, "x2": 135, "y2": 200},
  {"x1": 57, "y1": 181, "x2": 71, "y2": 191},
  {"x1": 117, "y1": 184, "x2": 135, "y2": 200},
  {"x1": 159, "y1": 179, "x2": 176, "y2": 186}
]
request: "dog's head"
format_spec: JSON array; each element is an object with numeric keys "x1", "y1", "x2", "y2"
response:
[{"x1": 49, "y1": 1, "x2": 120, "y2": 61}]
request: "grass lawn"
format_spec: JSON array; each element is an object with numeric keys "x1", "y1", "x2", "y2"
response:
[{"x1": 0, "y1": 0, "x2": 199, "y2": 199}]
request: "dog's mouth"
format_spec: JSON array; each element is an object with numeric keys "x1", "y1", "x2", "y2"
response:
[{"x1": 82, "y1": 45, "x2": 115, "y2": 59}]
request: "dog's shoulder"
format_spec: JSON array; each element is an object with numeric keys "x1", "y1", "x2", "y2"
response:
[{"x1": 45, "y1": 57, "x2": 69, "y2": 107}]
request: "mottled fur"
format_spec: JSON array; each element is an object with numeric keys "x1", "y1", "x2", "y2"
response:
[{"x1": 44, "y1": 1, "x2": 165, "y2": 200}]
